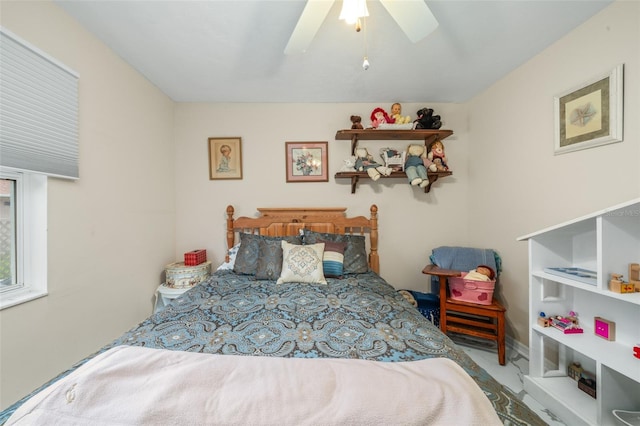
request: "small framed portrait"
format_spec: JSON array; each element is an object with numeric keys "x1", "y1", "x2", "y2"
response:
[
  {"x1": 209, "y1": 137, "x2": 242, "y2": 180},
  {"x1": 285, "y1": 141, "x2": 328, "y2": 183}
]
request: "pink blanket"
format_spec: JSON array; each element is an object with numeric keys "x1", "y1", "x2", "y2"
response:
[{"x1": 7, "y1": 345, "x2": 501, "y2": 425}]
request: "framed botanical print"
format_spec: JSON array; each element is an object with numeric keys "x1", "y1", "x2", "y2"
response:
[
  {"x1": 285, "y1": 141, "x2": 328, "y2": 182},
  {"x1": 554, "y1": 64, "x2": 623, "y2": 155}
]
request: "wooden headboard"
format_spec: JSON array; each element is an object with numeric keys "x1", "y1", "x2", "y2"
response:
[{"x1": 225, "y1": 205, "x2": 379, "y2": 274}]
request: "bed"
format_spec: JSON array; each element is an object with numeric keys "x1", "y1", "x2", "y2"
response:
[{"x1": 1, "y1": 205, "x2": 545, "y2": 425}]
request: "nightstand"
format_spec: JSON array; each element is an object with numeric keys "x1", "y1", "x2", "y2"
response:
[
  {"x1": 422, "y1": 264, "x2": 506, "y2": 366},
  {"x1": 154, "y1": 283, "x2": 190, "y2": 313}
]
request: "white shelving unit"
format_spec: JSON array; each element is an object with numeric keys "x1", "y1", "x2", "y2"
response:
[{"x1": 518, "y1": 198, "x2": 640, "y2": 426}]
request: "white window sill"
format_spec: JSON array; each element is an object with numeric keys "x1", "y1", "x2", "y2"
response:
[{"x1": 0, "y1": 289, "x2": 48, "y2": 310}]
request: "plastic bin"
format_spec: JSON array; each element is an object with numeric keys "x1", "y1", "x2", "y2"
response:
[{"x1": 448, "y1": 277, "x2": 495, "y2": 305}]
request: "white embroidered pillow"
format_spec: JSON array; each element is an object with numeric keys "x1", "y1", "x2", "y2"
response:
[
  {"x1": 216, "y1": 243, "x2": 240, "y2": 271},
  {"x1": 277, "y1": 241, "x2": 326, "y2": 285}
]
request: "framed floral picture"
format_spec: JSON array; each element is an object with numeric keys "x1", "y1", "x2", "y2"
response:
[
  {"x1": 285, "y1": 141, "x2": 328, "y2": 182},
  {"x1": 209, "y1": 137, "x2": 242, "y2": 180},
  {"x1": 554, "y1": 64, "x2": 624, "y2": 155}
]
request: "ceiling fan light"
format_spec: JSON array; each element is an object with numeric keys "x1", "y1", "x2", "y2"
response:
[{"x1": 339, "y1": 0, "x2": 369, "y2": 25}]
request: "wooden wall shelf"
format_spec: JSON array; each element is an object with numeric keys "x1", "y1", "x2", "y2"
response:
[
  {"x1": 334, "y1": 170, "x2": 452, "y2": 194},
  {"x1": 336, "y1": 129, "x2": 454, "y2": 155},
  {"x1": 334, "y1": 129, "x2": 454, "y2": 193}
]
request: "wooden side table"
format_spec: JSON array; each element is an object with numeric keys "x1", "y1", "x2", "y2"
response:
[{"x1": 422, "y1": 264, "x2": 507, "y2": 366}]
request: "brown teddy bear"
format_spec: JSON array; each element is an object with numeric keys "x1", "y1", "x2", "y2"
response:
[{"x1": 350, "y1": 115, "x2": 363, "y2": 129}]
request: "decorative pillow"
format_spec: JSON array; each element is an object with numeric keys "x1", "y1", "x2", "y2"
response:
[
  {"x1": 277, "y1": 241, "x2": 326, "y2": 285},
  {"x1": 216, "y1": 243, "x2": 240, "y2": 271},
  {"x1": 233, "y1": 233, "x2": 302, "y2": 275},
  {"x1": 319, "y1": 239, "x2": 346, "y2": 278},
  {"x1": 255, "y1": 238, "x2": 293, "y2": 280},
  {"x1": 302, "y1": 230, "x2": 368, "y2": 274}
]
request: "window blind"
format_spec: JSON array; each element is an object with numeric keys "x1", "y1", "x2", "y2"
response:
[{"x1": 0, "y1": 28, "x2": 79, "y2": 179}]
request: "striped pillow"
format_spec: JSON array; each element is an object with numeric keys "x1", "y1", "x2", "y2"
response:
[
  {"x1": 320, "y1": 240, "x2": 346, "y2": 278},
  {"x1": 302, "y1": 230, "x2": 368, "y2": 274}
]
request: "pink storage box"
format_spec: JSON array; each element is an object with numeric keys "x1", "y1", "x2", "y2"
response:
[{"x1": 448, "y1": 276, "x2": 495, "y2": 305}]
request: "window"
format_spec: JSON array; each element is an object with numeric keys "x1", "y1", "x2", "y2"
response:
[
  {"x1": 0, "y1": 170, "x2": 47, "y2": 310},
  {"x1": 0, "y1": 29, "x2": 79, "y2": 179},
  {"x1": 0, "y1": 178, "x2": 17, "y2": 289},
  {"x1": 0, "y1": 29, "x2": 76, "y2": 309}
]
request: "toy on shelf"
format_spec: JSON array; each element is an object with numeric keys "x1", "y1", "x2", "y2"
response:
[
  {"x1": 566, "y1": 310, "x2": 579, "y2": 324},
  {"x1": 594, "y1": 316, "x2": 616, "y2": 341},
  {"x1": 537, "y1": 312, "x2": 550, "y2": 327},
  {"x1": 609, "y1": 263, "x2": 640, "y2": 293},
  {"x1": 578, "y1": 372, "x2": 597, "y2": 399},
  {"x1": 339, "y1": 156, "x2": 356, "y2": 172},
  {"x1": 413, "y1": 107, "x2": 442, "y2": 129},
  {"x1": 630, "y1": 263, "x2": 640, "y2": 291},
  {"x1": 370, "y1": 107, "x2": 394, "y2": 128},
  {"x1": 567, "y1": 362, "x2": 584, "y2": 381},
  {"x1": 549, "y1": 311, "x2": 584, "y2": 334},
  {"x1": 390, "y1": 103, "x2": 412, "y2": 125},
  {"x1": 354, "y1": 147, "x2": 392, "y2": 181},
  {"x1": 427, "y1": 140, "x2": 449, "y2": 172},
  {"x1": 404, "y1": 144, "x2": 434, "y2": 188},
  {"x1": 380, "y1": 147, "x2": 406, "y2": 172},
  {"x1": 609, "y1": 273, "x2": 635, "y2": 293},
  {"x1": 350, "y1": 115, "x2": 363, "y2": 130}
]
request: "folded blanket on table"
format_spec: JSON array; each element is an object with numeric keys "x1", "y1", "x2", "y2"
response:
[
  {"x1": 430, "y1": 246, "x2": 501, "y2": 289},
  {"x1": 430, "y1": 246, "x2": 500, "y2": 273},
  {"x1": 7, "y1": 345, "x2": 502, "y2": 426}
]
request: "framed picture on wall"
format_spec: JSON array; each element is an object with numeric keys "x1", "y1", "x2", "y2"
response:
[
  {"x1": 209, "y1": 137, "x2": 242, "y2": 180},
  {"x1": 554, "y1": 64, "x2": 623, "y2": 155},
  {"x1": 285, "y1": 141, "x2": 328, "y2": 182}
]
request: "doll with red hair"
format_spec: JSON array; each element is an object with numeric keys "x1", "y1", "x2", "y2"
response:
[{"x1": 370, "y1": 107, "x2": 395, "y2": 128}]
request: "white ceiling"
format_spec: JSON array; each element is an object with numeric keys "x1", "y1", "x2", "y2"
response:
[{"x1": 54, "y1": 0, "x2": 612, "y2": 103}]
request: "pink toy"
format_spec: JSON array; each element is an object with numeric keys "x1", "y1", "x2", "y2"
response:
[{"x1": 550, "y1": 314, "x2": 584, "y2": 334}]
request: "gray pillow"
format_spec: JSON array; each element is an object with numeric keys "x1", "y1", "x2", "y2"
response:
[
  {"x1": 302, "y1": 230, "x2": 368, "y2": 274},
  {"x1": 233, "y1": 233, "x2": 301, "y2": 275},
  {"x1": 255, "y1": 238, "x2": 295, "y2": 280}
]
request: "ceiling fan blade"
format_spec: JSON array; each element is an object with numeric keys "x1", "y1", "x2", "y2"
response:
[
  {"x1": 379, "y1": 0, "x2": 438, "y2": 43},
  {"x1": 285, "y1": 0, "x2": 335, "y2": 55}
]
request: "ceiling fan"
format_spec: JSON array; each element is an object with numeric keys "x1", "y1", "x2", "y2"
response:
[{"x1": 284, "y1": 0, "x2": 438, "y2": 55}]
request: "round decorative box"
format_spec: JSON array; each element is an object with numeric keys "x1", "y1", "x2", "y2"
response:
[{"x1": 165, "y1": 261, "x2": 211, "y2": 289}]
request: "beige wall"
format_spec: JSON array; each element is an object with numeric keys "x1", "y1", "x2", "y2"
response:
[
  {"x1": 173, "y1": 102, "x2": 470, "y2": 290},
  {"x1": 466, "y1": 1, "x2": 640, "y2": 345},
  {"x1": 1, "y1": 0, "x2": 638, "y2": 413},
  {"x1": 173, "y1": 0, "x2": 639, "y2": 351},
  {"x1": 0, "y1": 1, "x2": 176, "y2": 409}
]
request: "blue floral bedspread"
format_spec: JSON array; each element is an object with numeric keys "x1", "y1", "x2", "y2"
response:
[{"x1": 1, "y1": 271, "x2": 544, "y2": 425}]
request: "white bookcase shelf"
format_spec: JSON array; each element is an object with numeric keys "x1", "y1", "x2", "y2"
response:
[{"x1": 518, "y1": 198, "x2": 640, "y2": 426}]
